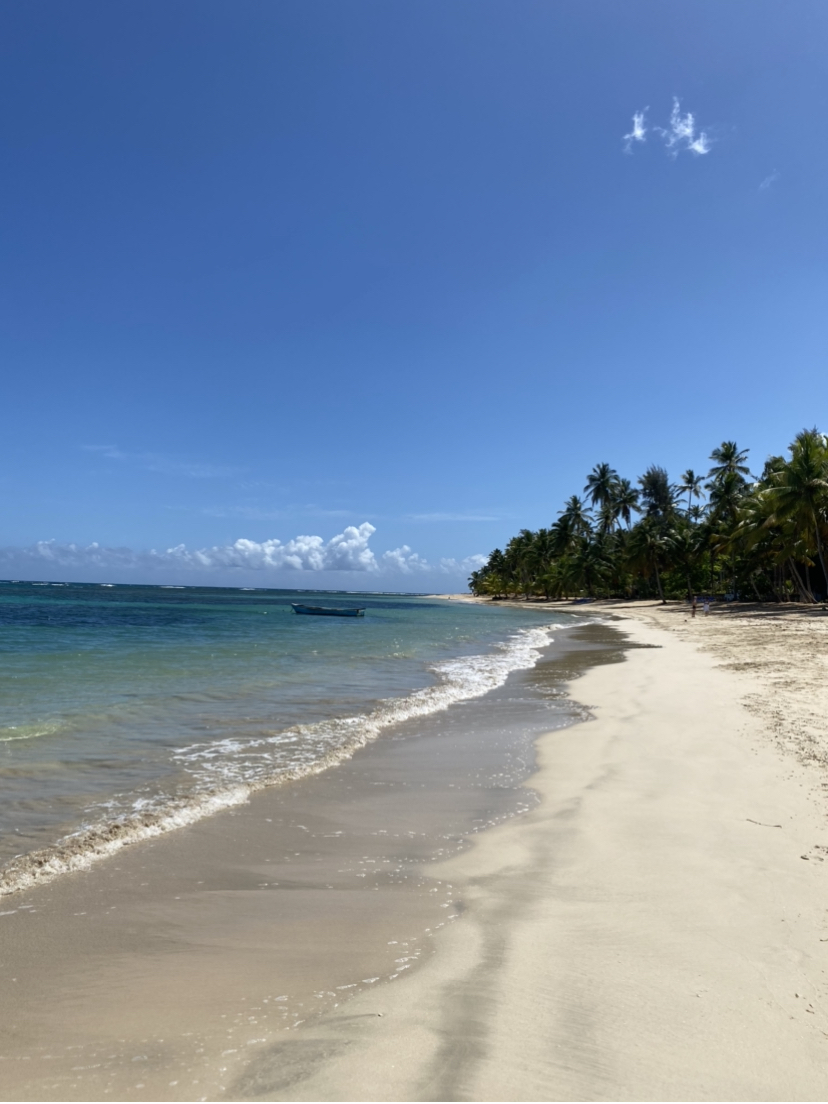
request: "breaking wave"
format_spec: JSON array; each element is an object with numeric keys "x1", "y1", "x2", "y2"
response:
[
  {"x1": 0, "y1": 722, "x2": 63, "y2": 743},
  {"x1": 0, "y1": 624, "x2": 555, "y2": 897}
]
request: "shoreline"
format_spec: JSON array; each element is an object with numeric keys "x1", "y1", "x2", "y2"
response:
[
  {"x1": 3, "y1": 605, "x2": 827, "y2": 1099},
  {"x1": 0, "y1": 606, "x2": 558, "y2": 899},
  {"x1": 0, "y1": 612, "x2": 591, "y2": 1102},
  {"x1": 241, "y1": 607, "x2": 828, "y2": 1101}
]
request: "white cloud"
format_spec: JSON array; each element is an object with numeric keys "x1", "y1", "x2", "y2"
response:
[
  {"x1": 623, "y1": 109, "x2": 648, "y2": 153},
  {"x1": 0, "y1": 524, "x2": 484, "y2": 581},
  {"x1": 165, "y1": 522, "x2": 379, "y2": 572},
  {"x1": 381, "y1": 546, "x2": 431, "y2": 573},
  {"x1": 625, "y1": 98, "x2": 713, "y2": 157},
  {"x1": 759, "y1": 170, "x2": 780, "y2": 191},
  {"x1": 657, "y1": 98, "x2": 712, "y2": 157}
]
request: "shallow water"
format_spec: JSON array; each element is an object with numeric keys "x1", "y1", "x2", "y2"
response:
[
  {"x1": 0, "y1": 617, "x2": 613, "y2": 1103},
  {"x1": 0, "y1": 581, "x2": 574, "y2": 892}
]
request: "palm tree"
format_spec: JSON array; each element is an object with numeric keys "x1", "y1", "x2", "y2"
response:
[
  {"x1": 669, "y1": 518, "x2": 705, "y2": 600},
  {"x1": 468, "y1": 428, "x2": 828, "y2": 605},
  {"x1": 572, "y1": 537, "x2": 611, "y2": 597},
  {"x1": 680, "y1": 469, "x2": 703, "y2": 513},
  {"x1": 765, "y1": 429, "x2": 828, "y2": 599},
  {"x1": 529, "y1": 528, "x2": 555, "y2": 578},
  {"x1": 612, "y1": 478, "x2": 640, "y2": 528},
  {"x1": 627, "y1": 517, "x2": 671, "y2": 603},
  {"x1": 708, "y1": 469, "x2": 747, "y2": 526},
  {"x1": 639, "y1": 466, "x2": 677, "y2": 520},
  {"x1": 505, "y1": 529, "x2": 539, "y2": 597},
  {"x1": 584, "y1": 463, "x2": 619, "y2": 513},
  {"x1": 558, "y1": 495, "x2": 593, "y2": 539},
  {"x1": 597, "y1": 501, "x2": 617, "y2": 535},
  {"x1": 707, "y1": 441, "x2": 750, "y2": 488}
]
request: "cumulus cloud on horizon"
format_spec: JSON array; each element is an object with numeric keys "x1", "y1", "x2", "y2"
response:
[
  {"x1": 624, "y1": 98, "x2": 712, "y2": 157},
  {"x1": 0, "y1": 523, "x2": 487, "y2": 581}
]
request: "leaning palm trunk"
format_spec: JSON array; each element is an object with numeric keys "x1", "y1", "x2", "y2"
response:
[{"x1": 788, "y1": 557, "x2": 814, "y2": 603}]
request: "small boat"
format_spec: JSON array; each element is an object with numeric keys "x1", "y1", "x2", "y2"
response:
[{"x1": 291, "y1": 603, "x2": 365, "y2": 618}]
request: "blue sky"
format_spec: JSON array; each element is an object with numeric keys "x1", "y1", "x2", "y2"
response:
[{"x1": 2, "y1": 1, "x2": 826, "y2": 589}]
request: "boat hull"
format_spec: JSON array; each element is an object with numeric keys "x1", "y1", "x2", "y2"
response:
[{"x1": 291, "y1": 604, "x2": 365, "y2": 617}]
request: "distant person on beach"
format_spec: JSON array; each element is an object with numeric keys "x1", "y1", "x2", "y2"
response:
[
  {"x1": 692, "y1": 596, "x2": 697, "y2": 618},
  {"x1": 703, "y1": 599, "x2": 710, "y2": 616}
]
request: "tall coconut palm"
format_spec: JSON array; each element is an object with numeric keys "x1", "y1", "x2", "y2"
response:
[
  {"x1": 627, "y1": 517, "x2": 670, "y2": 603},
  {"x1": 612, "y1": 478, "x2": 640, "y2": 528},
  {"x1": 708, "y1": 468, "x2": 747, "y2": 526},
  {"x1": 680, "y1": 469, "x2": 703, "y2": 513},
  {"x1": 707, "y1": 441, "x2": 750, "y2": 487},
  {"x1": 505, "y1": 529, "x2": 539, "y2": 597},
  {"x1": 669, "y1": 518, "x2": 705, "y2": 600},
  {"x1": 765, "y1": 428, "x2": 828, "y2": 598},
  {"x1": 529, "y1": 528, "x2": 555, "y2": 578},
  {"x1": 584, "y1": 463, "x2": 619, "y2": 512},
  {"x1": 638, "y1": 466, "x2": 677, "y2": 520},
  {"x1": 559, "y1": 495, "x2": 593, "y2": 539},
  {"x1": 572, "y1": 537, "x2": 611, "y2": 597},
  {"x1": 597, "y1": 501, "x2": 617, "y2": 535}
]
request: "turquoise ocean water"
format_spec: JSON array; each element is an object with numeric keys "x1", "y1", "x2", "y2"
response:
[{"x1": 0, "y1": 580, "x2": 570, "y2": 894}]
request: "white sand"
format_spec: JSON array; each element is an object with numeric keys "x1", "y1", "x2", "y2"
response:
[{"x1": 271, "y1": 613, "x2": 828, "y2": 1101}]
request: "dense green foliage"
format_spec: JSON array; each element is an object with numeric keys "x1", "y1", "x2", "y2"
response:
[{"x1": 469, "y1": 430, "x2": 828, "y2": 603}]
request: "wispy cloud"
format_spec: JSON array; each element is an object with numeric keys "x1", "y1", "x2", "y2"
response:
[
  {"x1": 759, "y1": 170, "x2": 780, "y2": 191},
  {"x1": 405, "y1": 512, "x2": 500, "y2": 523},
  {"x1": 657, "y1": 98, "x2": 711, "y2": 156},
  {"x1": 197, "y1": 504, "x2": 358, "y2": 522},
  {"x1": 198, "y1": 505, "x2": 290, "y2": 522},
  {"x1": 0, "y1": 525, "x2": 485, "y2": 579},
  {"x1": 623, "y1": 109, "x2": 648, "y2": 154},
  {"x1": 438, "y1": 553, "x2": 488, "y2": 575},
  {"x1": 83, "y1": 445, "x2": 241, "y2": 480},
  {"x1": 624, "y1": 98, "x2": 713, "y2": 157}
]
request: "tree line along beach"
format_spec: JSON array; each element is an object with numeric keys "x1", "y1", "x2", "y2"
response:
[{"x1": 469, "y1": 429, "x2": 828, "y2": 606}]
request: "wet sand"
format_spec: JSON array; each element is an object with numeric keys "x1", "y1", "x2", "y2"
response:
[
  {"x1": 0, "y1": 618, "x2": 598, "y2": 1101},
  {"x1": 245, "y1": 611, "x2": 828, "y2": 1101}
]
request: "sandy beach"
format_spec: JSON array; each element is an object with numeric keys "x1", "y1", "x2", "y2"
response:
[
  {"x1": 239, "y1": 602, "x2": 828, "y2": 1101},
  {"x1": 3, "y1": 603, "x2": 828, "y2": 1100}
]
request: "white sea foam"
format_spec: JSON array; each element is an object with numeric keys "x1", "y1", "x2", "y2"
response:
[
  {"x1": 0, "y1": 623, "x2": 556, "y2": 897},
  {"x1": 0, "y1": 722, "x2": 62, "y2": 743}
]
